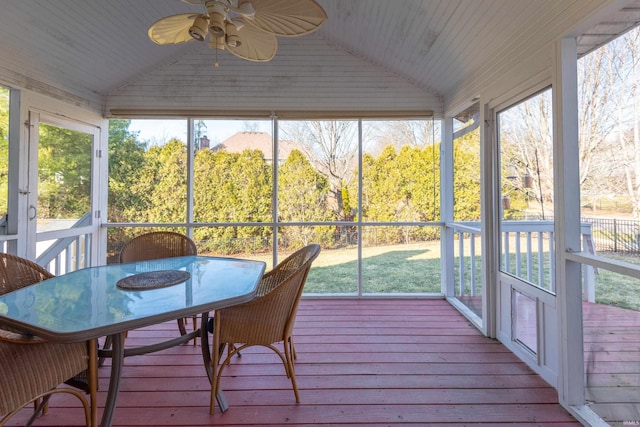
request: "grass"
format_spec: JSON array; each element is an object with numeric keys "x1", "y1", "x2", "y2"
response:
[
  {"x1": 244, "y1": 241, "x2": 443, "y2": 294},
  {"x1": 241, "y1": 241, "x2": 640, "y2": 311},
  {"x1": 592, "y1": 252, "x2": 640, "y2": 311},
  {"x1": 310, "y1": 243, "x2": 443, "y2": 293}
]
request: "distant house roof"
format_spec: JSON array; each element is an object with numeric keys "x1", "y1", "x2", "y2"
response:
[{"x1": 213, "y1": 132, "x2": 298, "y2": 163}]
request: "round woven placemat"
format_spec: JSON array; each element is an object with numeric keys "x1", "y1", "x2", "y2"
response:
[{"x1": 116, "y1": 270, "x2": 191, "y2": 290}]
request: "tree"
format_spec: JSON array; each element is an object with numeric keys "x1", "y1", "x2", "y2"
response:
[
  {"x1": 278, "y1": 149, "x2": 334, "y2": 247},
  {"x1": 577, "y1": 41, "x2": 622, "y2": 211},
  {"x1": 453, "y1": 130, "x2": 481, "y2": 221},
  {"x1": 38, "y1": 123, "x2": 92, "y2": 219},
  {"x1": 611, "y1": 28, "x2": 640, "y2": 218},
  {"x1": 108, "y1": 119, "x2": 146, "y2": 223},
  {"x1": 395, "y1": 144, "x2": 439, "y2": 242},
  {"x1": 362, "y1": 146, "x2": 400, "y2": 224},
  {"x1": 360, "y1": 143, "x2": 441, "y2": 244},
  {"x1": 131, "y1": 139, "x2": 187, "y2": 223},
  {"x1": 367, "y1": 119, "x2": 439, "y2": 155},
  {"x1": 193, "y1": 148, "x2": 271, "y2": 254},
  {"x1": 229, "y1": 149, "x2": 272, "y2": 240},
  {"x1": 499, "y1": 90, "x2": 554, "y2": 220},
  {"x1": 281, "y1": 120, "x2": 358, "y2": 220},
  {"x1": 400, "y1": 144, "x2": 440, "y2": 222},
  {"x1": 501, "y1": 27, "x2": 640, "y2": 220}
]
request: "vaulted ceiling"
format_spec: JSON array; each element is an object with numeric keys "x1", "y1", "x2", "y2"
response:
[{"x1": 1, "y1": 1, "x2": 639, "y2": 118}]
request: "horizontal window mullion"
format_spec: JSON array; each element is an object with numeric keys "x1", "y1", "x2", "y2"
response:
[{"x1": 105, "y1": 221, "x2": 444, "y2": 228}]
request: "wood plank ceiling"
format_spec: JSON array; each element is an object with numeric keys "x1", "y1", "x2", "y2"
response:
[{"x1": 0, "y1": 1, "x2": 639, "y2": 116}]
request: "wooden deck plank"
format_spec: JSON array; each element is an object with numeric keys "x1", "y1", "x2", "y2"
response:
[
  {"x1": 174, "y1": 374, "x2": 551, "y2": 390},
  {"x1": 103, "y1": 404, "x2": 578, "y2": 425},
  {"x1": 7, "y1": 298, "x2": 581, "y2": 426},
  {"x1": 112, "y1": 360, "x2": 538, "y2": 376},
  {"x1": 582, "y1": 301, "x2": 640, "y2": 424}
]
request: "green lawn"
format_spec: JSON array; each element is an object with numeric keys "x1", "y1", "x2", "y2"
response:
[
  {"x1": 310, "y1": 243, "x2": 443, "y2": 293},
  {"x1": 592, "y1": 252, "x2": 640, "y2": 311},
  {"x1": 245, "y1": 241, "x2": 443, "y2": 294},
  {"x1": 243, "y1": 242, "x2": 640, "y2": 311}
]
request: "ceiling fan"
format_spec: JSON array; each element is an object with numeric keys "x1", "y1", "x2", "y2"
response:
[{"x1": 148, "y1": 0, "x2": 327, "y2": 65}]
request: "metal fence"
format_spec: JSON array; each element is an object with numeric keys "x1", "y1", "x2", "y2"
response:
[{"x1": 581, "y1": 217, "x2": 640, "y2": 254}]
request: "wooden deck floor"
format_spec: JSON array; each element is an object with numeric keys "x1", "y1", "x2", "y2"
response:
[
  {"x1": 583, "y1": 301, "x2": 640, "y2": 424},
  {"x1": 10, "y1": 299, "x2": 582, "y2": 426}
]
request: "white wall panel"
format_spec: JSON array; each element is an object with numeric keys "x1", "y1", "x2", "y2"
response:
[
  {"x1": 0, "y1": 65, "x2": 104, "y2": 114},
  {"x1": 105, "y1": 37, "x2": 441, "y2": 116}
]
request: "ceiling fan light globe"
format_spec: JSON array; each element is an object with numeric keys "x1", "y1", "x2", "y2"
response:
[
  {"x1": 226, "y1": 35, "x2": 241, "y2": 48},
  {"x1": 188, "y1": 29, "x2": 205, "y2": 41},
  {"x1": 188, "y1": 15, "x2": 209, "y2": 41},
  {"x1": 210, "y1": 25, "x2": 224, "y2": 37},
  {"x1": 208, "y1": 12, "x2": 226, "y2": 38},
  {"x1": 225, "y1": 20, "x2": 242, "y2": 47}
]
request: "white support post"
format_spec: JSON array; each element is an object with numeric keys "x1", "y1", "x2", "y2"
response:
[
  {"x1": 186, "y1": 119, "x2": 194, "y2": 239},
  {"x1": 6, "y1": 88, "x2": 21, "y2": 255},
  {"x1": 582, "y1": 233, "x2": 596, "y2": 302},
  {"x1": 93, "y1": 119, "x2": 109, "y2": 266},
  {"x1": 271, "y1": 114, "x2": 279, "y2": 268},
  {"x1": 480, "y1": 102, "x2": 498, "y2": 338},
  {"x1": 553, "y1": 37, "x2": 585, "y2": 410},
  {"x1": 440, "y1": 117, "x2": 454, "y2": 297},
  {"x1": 25, "y1": 110, "x2": 39, "y2": 261}
]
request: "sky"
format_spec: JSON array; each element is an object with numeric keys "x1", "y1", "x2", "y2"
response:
[{"x1": 129, "y1": 119, "x2": 271, "y2": 146}]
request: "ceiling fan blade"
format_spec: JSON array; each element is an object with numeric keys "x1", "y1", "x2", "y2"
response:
[
  {"x1": 239, "y1": 0, "x2": 327, "y2": 37},
  {"x1": 148, "y1": 13, "x2": 201, "y2": 45},
  {"x1": 225, "y1": 20, "x2": 278, "y2": 62}
]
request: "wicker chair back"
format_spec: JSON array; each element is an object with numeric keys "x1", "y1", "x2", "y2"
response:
[
  {"x1": 210, "y1": 243, "x2": 321, "y2": 412},
  {"x1": 0, "y1": 253, "x2": 94, "y2": 426},
  {"x1": 119, "y1": 231, "x2": 197, "y2": 263}
]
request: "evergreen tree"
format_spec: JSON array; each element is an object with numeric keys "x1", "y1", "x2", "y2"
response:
[
  {"x1": 453, "y1": 133, "x2": 481, "y2": 221},
  {"x1": 108, "y1": 119, "x2": 146, "y2": 223},
  {"x1": 278, "y1": 149, "x2": 334, "y2": 247},
  {"x1": 38, "y1": 123, "x2": 92, "y2": 218},
  {"x1": 193, "y1": 148, "x2": 271, "y2": 254},
  {"x1": 132, "y1": 139, "x2": 187, "y2": 223}
]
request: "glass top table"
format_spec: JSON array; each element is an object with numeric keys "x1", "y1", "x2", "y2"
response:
[{"x1": 0, "y1": 255, "x2": 266, "y2": 426}]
